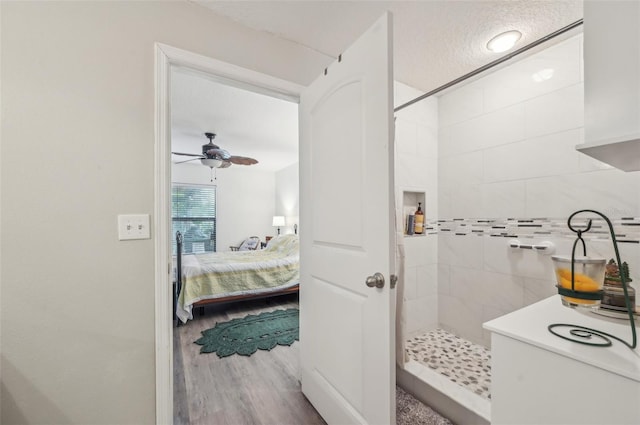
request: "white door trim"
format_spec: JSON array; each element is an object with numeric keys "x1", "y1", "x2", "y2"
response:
[{"x1": 153, "y1": 43, "x2": 304, "y2": 424}]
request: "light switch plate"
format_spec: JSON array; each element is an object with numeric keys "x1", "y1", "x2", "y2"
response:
[{"x1": 118, "y1": 214, "x2": 151, "y2": 240}]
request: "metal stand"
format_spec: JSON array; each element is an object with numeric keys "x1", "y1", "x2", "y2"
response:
[
  {"x1": 176, "y1": 231, "x2": 183, "y2": 328},
  {"x1": 548, "y1": 209, "x2": 637, "y2": 349}
]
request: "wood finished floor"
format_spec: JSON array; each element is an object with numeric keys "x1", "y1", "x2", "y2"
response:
[{"x1": 173, "y1": 294, "x2": 326, "y2": 425}]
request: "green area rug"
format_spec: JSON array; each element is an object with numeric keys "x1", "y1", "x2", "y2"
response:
[{"x1": 195, "y1": 308, "x2": 299, "y2": 357}]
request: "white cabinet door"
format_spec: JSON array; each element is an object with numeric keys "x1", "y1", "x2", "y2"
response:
[{"x1": 299, "y1": 12, "x2": 396, "y2": 425}]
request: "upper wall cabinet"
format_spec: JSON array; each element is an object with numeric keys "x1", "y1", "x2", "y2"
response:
[{"x1": 577, "y1": 1, "x2": 640, "y2": 171}]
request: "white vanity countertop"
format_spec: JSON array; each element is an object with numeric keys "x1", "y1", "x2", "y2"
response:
[{"x1": 484, "y1": 295, "x2": 640, "y2": 382}]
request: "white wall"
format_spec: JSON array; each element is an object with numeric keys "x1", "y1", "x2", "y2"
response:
[
  {"x1": 0, "y1": 2, "x2": 329, "y2": 423},
  {"x1": 172, "y1": 164, "x2": 275, "y2": 251},
  {"x1": 394, "y1": 82, "x2": 439, "y2": 336},
  {"x1": 275, "y1": 162, "x2": 299, "y2": 235},
  {"x1": 437, "y1": 34, "x2": 640, "y2": 347}
]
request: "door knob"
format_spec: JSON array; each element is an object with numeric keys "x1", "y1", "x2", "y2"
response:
[{"x1": 366, "y1": 272, "x2": 385, "y2": 288}]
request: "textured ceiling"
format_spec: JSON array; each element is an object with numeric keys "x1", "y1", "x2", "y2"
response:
[
  {"x1": 171, "y1": 68, "x2": 298, "y2": 172},
  {"x1": 174, "y1": 1, "x2": 583, "y2": 173},
  {"x1": 193, "y1": 0, "x2": 583, "y2": 93}
]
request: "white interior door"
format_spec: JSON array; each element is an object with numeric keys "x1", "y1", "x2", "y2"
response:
[{"x1": 299, "y1": 13, "x2": 395, "y2": 425}]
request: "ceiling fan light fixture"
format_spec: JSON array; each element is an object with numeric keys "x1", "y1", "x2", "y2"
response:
[
  {"x1": 201, "y1": 158, "x2": 223, "y2": 168},
  {"x1": 486, "y1": 30, "x2": 522, "y2": 53},
  {"x1": 173, "y1": 132, "x2": 258, "y2": 173}
]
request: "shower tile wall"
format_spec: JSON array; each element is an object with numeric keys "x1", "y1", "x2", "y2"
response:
[
  {"x1": 437, "y1": 34, "x2": 640, "y2": 347},
  {"x1": 395, "y1": 82, "x2": 439, "y2": 336}
]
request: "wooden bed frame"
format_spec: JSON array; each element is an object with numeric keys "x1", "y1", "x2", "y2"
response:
[{"x1": 175, "y1": 231, "x2": 299, "y2": 321}]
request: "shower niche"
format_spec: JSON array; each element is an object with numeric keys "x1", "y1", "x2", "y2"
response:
[{"x1": 402, "y1": 190, "x2": 427, "y2": 236}]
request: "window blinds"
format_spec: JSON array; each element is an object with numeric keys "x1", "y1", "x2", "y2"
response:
[{"x1": 172, "y1": 184, "x2": 216, "y2": 253}]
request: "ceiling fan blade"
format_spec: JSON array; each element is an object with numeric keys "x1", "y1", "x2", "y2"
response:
[
  {"x1": 228, "y1": 156, "x2": 259, "y2": 165},
  {"x1": 172, "y1": 152, "x2": 204, "y2": 157},
  {"x1": 205, "y1": 148, "x2": 231, "y2": 160},
  {"x1": 219, "y1": 160, "x2": 232, "y2": 168},
  {"x1": 174, "y1": 157, "x2": 203, "y2": 164}
]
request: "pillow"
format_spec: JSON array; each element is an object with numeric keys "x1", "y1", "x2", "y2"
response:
[
  {"x1": 265, "y1": 234, "x2": 298, "y2": 253},
  {"x1": 281, "y1": 236, "x2": 299, "y2": 255},
  {"x1": 239, "y1": 237, "x2": 259, "y2": 251}
]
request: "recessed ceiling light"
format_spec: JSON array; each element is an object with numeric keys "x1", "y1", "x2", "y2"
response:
[{"x1": 487, "y1": 30, "x2": 522, "y2": 53}]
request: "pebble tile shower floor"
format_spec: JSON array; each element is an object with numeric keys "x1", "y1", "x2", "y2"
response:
[{"x1": 406, "y1": 328, "x2": 492, "y2": 400}]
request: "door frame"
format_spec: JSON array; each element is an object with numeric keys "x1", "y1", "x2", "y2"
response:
[{"x1": 153, "y1": 43, "x2": 304, "y2": 424}]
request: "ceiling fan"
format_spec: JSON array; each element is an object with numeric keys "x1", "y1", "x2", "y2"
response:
[{"x1": 172, "y1": 132, "x2": 259, "y2": 169}]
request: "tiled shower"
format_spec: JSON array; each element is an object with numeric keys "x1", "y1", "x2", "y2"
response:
[{"x1": 395, "y1": 33, "x2": 640, "y2": 421}]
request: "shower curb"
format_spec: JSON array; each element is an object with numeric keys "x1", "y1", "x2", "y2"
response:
[{"x1": 397, "y1": 362, "x2": 491, "y2": 425}]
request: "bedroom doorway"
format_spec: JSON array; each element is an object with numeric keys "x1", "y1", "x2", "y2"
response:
[
  {"x1": 170, "y1": 69, "x2": 303, "y2": 423},
  {"x1": 156, "y1": 45, "x2": 308, "y2": 423},
  {"x1": 155, "y1": 17, "x2": 396, "y2": 420}
]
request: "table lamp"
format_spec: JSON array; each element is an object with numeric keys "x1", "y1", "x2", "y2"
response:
[{"x1": 272, "y1": 216, "x2": 285, "y2": 235}]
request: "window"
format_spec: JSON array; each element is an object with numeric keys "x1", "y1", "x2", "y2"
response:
[{"x1": 172, "y1": 184, "x2": 216, "y2": 254}]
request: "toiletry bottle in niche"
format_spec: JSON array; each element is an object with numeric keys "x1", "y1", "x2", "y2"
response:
[
  {"x1": 414, "y1": 202, "x2": 424, "y2": 234},
  {"x1": 407, "y1": 215, "x2": 415, "y2": 235}
]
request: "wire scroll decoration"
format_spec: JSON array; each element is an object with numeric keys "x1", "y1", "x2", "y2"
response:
[{"x1": 548, "y1": 209, "x2": 637, "y2": 349}]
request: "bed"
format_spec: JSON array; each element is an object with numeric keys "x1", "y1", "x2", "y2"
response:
[{"x1": 175, "y1": 232, "x2": 299, "y2": 323}]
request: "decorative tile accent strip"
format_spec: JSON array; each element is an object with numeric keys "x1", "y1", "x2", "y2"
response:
[
  {"x1": 406, "y1": 329, "x2": 492, "y2": 400},
  {"x1": 426, "y1": 217, "x2": 640, "y2": 242}
]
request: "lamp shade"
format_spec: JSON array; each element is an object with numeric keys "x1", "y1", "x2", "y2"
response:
[{"x1": 272, "y1": 216, "x2": 285, "y2": 227}]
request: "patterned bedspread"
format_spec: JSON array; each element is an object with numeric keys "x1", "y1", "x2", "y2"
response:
[{"x1": 176, "y1": 234, "x2": 299, "y2": 322}]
